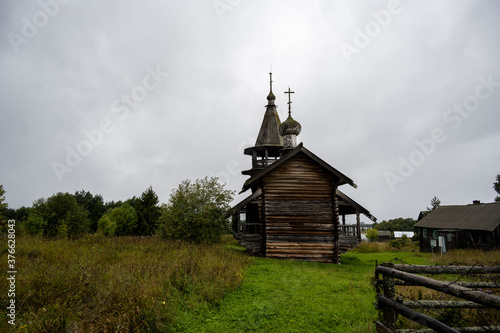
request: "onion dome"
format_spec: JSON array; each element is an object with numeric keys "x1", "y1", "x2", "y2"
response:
[{"x1": 279, "y1": 113, "x2": 301, "y2": 136}]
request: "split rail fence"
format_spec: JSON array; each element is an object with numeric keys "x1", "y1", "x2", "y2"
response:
[{"x1": 374, "y1": 262, "x2": 500, "y2": 332}]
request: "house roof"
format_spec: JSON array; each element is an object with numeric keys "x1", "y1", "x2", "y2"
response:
[
  {"x1": 240, "y1": 143, "x2": 356, "y2": 193},
  {"x1": 394, "y1": 231, "x2": 414, "y2": 238},
  {"x1": 414, "y1": 202, "x2": 500, "y2": 232},
  {"x1": 231, "y1": 188, "x2": 262, "y2": 213},
  {"x1": 336, "y1": 189, "x2": 377, "y2": 222}
]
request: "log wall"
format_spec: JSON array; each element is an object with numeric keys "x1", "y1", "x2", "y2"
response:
[{"x1": 261, "y1": 153, "x2": 339, "y2": 263}]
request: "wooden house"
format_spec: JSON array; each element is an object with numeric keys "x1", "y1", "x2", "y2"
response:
[
  {"x1": 414, "y1": 201, "x2": 500, "y2": 252},
  {"x1": 231, "y1": 74, "x2": 375, "y2": 263}
]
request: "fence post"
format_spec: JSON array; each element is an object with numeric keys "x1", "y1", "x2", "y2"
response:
[{"x1": 381, "y1": 262, "x2": 397, "y2": 330}]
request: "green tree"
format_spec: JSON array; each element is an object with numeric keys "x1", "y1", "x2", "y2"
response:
[
  {"x1": 97, "y1": 214, "x2": 115, "y2": 236},
  {"x1": 0, "y1": 185, "x2": 6, "y2": 220},
  {"x1": 366, "y1": 229, "x2": 379, "y2": 242},
  {"x1": 0, "y1": 185, "x2": 9, "y2": 232},
  {"x1": 134, "y1": 186, "x2": 162, "y2": 236},
  {"x1": 419, "y1": 196, "x2": 441, "y2": 219},
  {"x1": 25, "y1": 193, "x2": 90, "y2": 238},
  {"x1": 14, "y1": 206, "x2": 31, "y2": 223},
  {"x1": 74, "y1": 190, "x2": 106, "y2": 233},
  {"x1": 374, "y1": 217, "x2": 416, "y2": 232},
  {"x1": 427, "y1": 196, "x2": 441, "y2": 211},
  {"x1": 98, "y1": 204, "x2": 138, "y2": 236},
  {"x1": 494, "y1": 174, "x2": 500, "y2": 202},
  {"x1": 104, "y1": 200, "x2": 124, "y2": 212},
  {"x1": 157, "y1": 177, "x2": 234, "y2": 243}
]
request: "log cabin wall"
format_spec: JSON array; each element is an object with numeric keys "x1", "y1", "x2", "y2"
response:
[
  {"x1": 239, "y1": 198, "x2": 265, "y2": 256},
  {"x1": 261, "y1": 152, "x2": 339, "y2": 263}
]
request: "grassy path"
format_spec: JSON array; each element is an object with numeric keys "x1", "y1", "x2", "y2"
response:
[{"x1": 174, "y1": 251, "x2": 431, "y2": 332}]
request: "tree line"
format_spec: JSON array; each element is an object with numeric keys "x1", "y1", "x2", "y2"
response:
[{"x1": 0, "y1": 177, "x2": 234, "y2": 243}]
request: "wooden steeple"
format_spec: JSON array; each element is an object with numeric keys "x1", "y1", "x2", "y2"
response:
[{"x1": 242, "y1": 72, "x2": 284, "y2": 175}]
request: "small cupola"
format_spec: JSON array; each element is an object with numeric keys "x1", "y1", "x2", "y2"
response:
[{"x1": 279, "y1": 87, "x2": 301, "y2": 151}]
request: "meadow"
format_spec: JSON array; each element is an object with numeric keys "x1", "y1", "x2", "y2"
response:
[{"x1": 1, "y1": 236, "x2": 498, "y2": 332}]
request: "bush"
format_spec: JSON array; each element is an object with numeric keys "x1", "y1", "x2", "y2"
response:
[
  {"x1": 25, "y1": 193, "x2": 90, "y2": 238},
  {"x1": 98, "y1": 204, "x2": 137, "y2": 236},
  {"x1": 366, "y1": 229, "x2": 379, "y2": 242},
  {"x1": 25, "y1": 212, "x2": 46, "y2": 236},
  {"x1": 97, "y1": 214, "x2": 115, "y2": 236},
  {"x1": 389, "y1": 239, "x2": 402, "y2": 249},
  {"x1": 157, "y1": 177, "x2": 234, "y2": 243}
]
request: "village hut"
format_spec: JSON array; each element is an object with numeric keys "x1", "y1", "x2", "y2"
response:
[{"x1": 414, "y1": 201, "x2": 500, "y2": 252}]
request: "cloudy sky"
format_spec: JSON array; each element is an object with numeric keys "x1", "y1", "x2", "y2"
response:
[{"x1": 1, "y1": 0, "x2": 499, "y2": 223}]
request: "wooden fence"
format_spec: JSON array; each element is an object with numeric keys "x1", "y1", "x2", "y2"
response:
[{"x1": 374, "y1": 262, "x2": 500, "y2": 332}]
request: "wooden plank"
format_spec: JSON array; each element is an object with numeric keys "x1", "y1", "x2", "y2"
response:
[
  {"x1": 393, "y1": 264, "x2": 500, "y2": 274},
  {"x1": 402, "y1": 300, "x2": 486, "y2": 309},
  {"x1": 378, "y1": 295, "x2": 460, "y2": 333},
  {"x1": 375, "y1": 321, "x2": 397, "y2": 333},
  {"x1": 267, "y1": 235, "x2": 335, "y2": 242},
  {"x1": 375, "y1": 266, "x2": 500, "y2": 309},
  {"x1": 395, "y1": 281, "x2": 499, "y2": 288},
  {"x1": 397, "y1": 327, "x2": 500, "y2": 333}
]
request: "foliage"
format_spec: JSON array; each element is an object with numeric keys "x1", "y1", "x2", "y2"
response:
[
  {"x1": 354, "y1": 241, "x2": 419, "y2": 253},
  {"x1": 373, "y1": 217, "x2": 416, "y2": 232},
  {"x1": 129, "y1": 186, "x2": 162, "y2": 236},
  {"x1": 366, "y1": 229, "x2": 379, "y2": 242},
  {"x1": 0, "y1": 184, "x2": 6, "y2": 209},
  {"x1": 98, "y1": 204, "x2": 138, "y2": 236},
  {"x1": 104, "y1": 199, "x2": 124, "y2": 212},
  {"x1": 14, "y1": 206, "x2": 31, "y2": 223},
  {"x1": 420, "y1": 196, "x2": 441, "y2": 219},
  {"x1": 73, "y1": 190, "x2": 106, "y2": 233},
  {"x1": 0, "y1": 235, "x2": 251, "y2": 332},
  {"x1": 427, "y1": 196, "x2": 441, "y2": 211},
  {"x1": 0, "y1": 185, "x2": 6, "y2": 225},
  {"x1": 25, "y1": 193, "x2": 90, "y2": 238},
  {"x1": 494, "y1": 174, "x2": 500, "y2": 202},
  {"x1": 157, "y1": 177, "x2": 234, "y2": 243},
  {"x1": 97, "y1": 213, "x2": 115, "y2": 236}
]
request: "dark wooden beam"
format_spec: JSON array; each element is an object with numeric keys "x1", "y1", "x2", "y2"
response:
[
  {"x1": 375, "y1": 266, "x2": 500, "y2": 309},
  {"x1": 378, "y1": 295, "x2": 460, "y2": 333}
]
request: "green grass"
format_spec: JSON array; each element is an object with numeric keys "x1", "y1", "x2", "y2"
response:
[
  {"x1": 0, "y1": 234, "x2": 252, "y2": 332},
  {"x1": 4, "y1": 236, "x2": 496, "y2": 332},
  {"x1": 173, "y1": 250, "x2": 432, "y2": 332}
]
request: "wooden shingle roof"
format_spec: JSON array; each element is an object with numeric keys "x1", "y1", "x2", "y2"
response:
[
  {"x1": 336, "y1": 189, "x2": 377, "y2": 222},
  {"x1": 240, "y1": 143, "x2": 356, "y2": 193},
  {"x1": 414, "y1": 202, "x2": 500, "y2": 232}
]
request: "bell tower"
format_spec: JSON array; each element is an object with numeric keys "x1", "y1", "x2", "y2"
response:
[{"x1": 242, "y1": 72, "x2": 284, "y2": 176}]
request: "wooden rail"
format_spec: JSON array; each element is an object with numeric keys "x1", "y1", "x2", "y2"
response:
[{"x1": 374, "y1": 262, "x2": 500, "y2": 332}]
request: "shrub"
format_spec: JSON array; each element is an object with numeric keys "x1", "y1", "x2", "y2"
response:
[
  {"x1": 157, "y1": 177, "x2": 234, "y2": 243},
  {"x1": 25, "y1": 193, "x2": 90, "y2": 238},
  {"x1": 389, "y1": 239, "x2": 402, "y2": 249},
  {"x1": 25, "y1": 212, "x2": 46, "y2": 236},
  {"x1": 366, "y1": 229, "x2": 379, "y2": 242},
  {"x1": 97, "y1": 214, "x2": 115, "y2": 236},
  {"x1": 98, "y1": 204, "x2": 137, "y2": 236}
]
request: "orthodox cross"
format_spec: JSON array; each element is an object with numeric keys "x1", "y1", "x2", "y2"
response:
[
  {"x1": 284, "y1": 86, "x2": 295, "y2": 115},
  {"x1": 269, "y1": 72, "x2": 273, "y2": 92}
]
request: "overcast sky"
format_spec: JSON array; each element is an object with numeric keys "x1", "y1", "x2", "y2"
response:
[{"x1": 1, "y1": 0, "x2": 499, "y2": 223}]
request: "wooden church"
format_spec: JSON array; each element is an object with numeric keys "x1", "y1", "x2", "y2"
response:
[{"x1": 231, "y1": 73, "x2": 376, "y2": 264}]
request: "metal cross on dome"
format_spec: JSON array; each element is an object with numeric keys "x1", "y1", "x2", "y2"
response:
[{"x1": 284, "y1": 86, "x2": 295, "y2": 115}]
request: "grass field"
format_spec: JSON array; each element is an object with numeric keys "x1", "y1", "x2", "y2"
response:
[
  {"x1": 1, "y1": 235, "x2": 252, "y2": 332},
  {"x1": 1, "y1": 236, "x2": 498, "y2": 332},
  {"x1": 173, "y1": 248, "x2": 432, "y2": 332}
]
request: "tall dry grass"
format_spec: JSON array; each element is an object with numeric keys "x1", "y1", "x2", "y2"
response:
[
  {"x1": 0, "y1": 234, "x2": 252, "y2": 332},
  {"x1": 396, "y1": 249, "x2": 500, "y2": 329}
]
